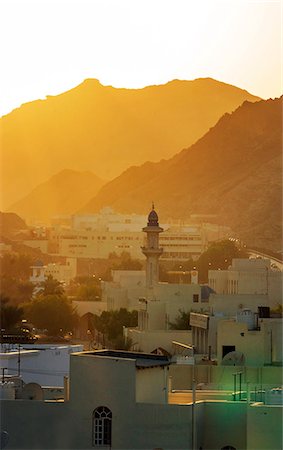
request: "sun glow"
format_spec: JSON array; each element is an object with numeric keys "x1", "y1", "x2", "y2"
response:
[{"x1": 0, "y1": 0, "x2": 281, "y2": 116}]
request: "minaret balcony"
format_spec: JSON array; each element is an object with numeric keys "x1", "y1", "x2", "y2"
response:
[{"x1": 141, "y1": 247, "x2": 163, "y2": 256}]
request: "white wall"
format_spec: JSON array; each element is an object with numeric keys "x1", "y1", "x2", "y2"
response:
[
  {"x1": 128, "y1": 329, "x2": 192, "y2": 353},
  {"x1": 136, "y1": 366, "x2": 168, "y2": 404},
  {"x1": 0, "y1": 344, "x2": 83, "y2": 386}
]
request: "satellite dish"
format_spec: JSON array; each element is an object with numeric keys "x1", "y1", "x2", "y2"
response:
[
  {"x1": 222, "y1": 351, "x2": 245, "y2": 366},
  {"x1": 21, "y1": 383, "x2": 44, "y2": 401}
]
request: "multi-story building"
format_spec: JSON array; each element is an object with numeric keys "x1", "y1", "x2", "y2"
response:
[
  {"x1": 160, "y1": 225, "x2": 205, "y2": 261},
  {"x1": 46, "y1": 207, "x2": 230, "y2": 261},
  {"x1": 49, "y1": 228, "x2": 145, "y2": 259}
]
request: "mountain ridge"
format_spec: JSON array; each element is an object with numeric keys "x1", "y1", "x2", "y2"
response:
[
  {"x1": 8, "y1": 169, "x2": 106, "y2": 222},
  {"x1": 80, "y1": 96, "x2": 282, "y2": 250},
  {"x1": 1, "y1": 77, "x2": 260, "y2": 209}
]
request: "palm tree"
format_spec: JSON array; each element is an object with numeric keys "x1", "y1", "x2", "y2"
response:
[
  {"x1": 0, "y1": 295, "x2": 24, "y2": 332},
  {"x1": 39, "y1": 275, "x2": 64, "y2": 297}
]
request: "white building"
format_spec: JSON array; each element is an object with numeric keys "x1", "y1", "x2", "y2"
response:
[
  {"x1": 208, "y1": 258, "x2": 282, "y2": 302},
  {"x1": 1, "y1": 349, "x2": 282, "y2": 449},
  {"x1": 124, "y1": 207, "x2": 206, "y2": 353},
  {"x1": 47, "y1": 207, "x2": 231, "y2": 261},
  {"x1": 160, "y1": 225, "x2": 205, "y2": 261},
  {"x1": 102, "y1": 270, "x2": 147, "y2": 311},
  {"x1": 217, "y1": 312, "x2": 282, "y2": 367},
  {"x1": 72, "y1": 207, "x2": 147, "y2": 232},
  {"x1": 0, "y1": 343, "x2": 83, "y2": 387},
  {"x1": 30, "y1": 258, "x2": 77, "y2": 286}
]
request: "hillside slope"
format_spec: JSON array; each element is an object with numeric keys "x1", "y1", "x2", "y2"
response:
[
  {"x1": 82, "y1": 97, "x2": 282, "y2": 250},
  {"x1": 0, "y1": 77, "x2": 259, "y2": 208},
  {"x1": 8, "y1": 169, "x2": 105, "y2": 222},
  {"x1": 0, "y1": 212, "x2": 28, "y2": 238}
]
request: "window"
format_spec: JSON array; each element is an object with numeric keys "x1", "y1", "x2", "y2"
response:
[
  {"x1": 222, "y1": 345, "x2": 235, "y2": 358},
  {"x1": 92, "y1": 406, "x2": 112, "y2": 447},
  {"x1": 193, "y1": 294, "x2": 199, "y2": 303}
]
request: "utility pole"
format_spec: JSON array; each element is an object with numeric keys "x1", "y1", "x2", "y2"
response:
[
  {"x1": 17, "y1": 344, "x2": 21, "y2": 376},
  {"x1": 192, "y1": 366, "x2": 196, "y2": 450},
  {"x1": 2, "y1": 368, "x2": 7, "y2": 383},
  {"x1": 233, "y1": 373, "x2": 237, "y2": 401}
]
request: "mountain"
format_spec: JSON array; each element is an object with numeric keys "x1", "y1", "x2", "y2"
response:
[
  {"x1": 0, "y1": 212, "x2": 28, "y2": 238},
  {"x1": 0, "y1": 77, "x2": 260, "y2": 209},
  {"x1": 8, "y1": 169, "x2": 105, "y2": 222},
  {"x1": 81, "y1": 97, "x2": 282, "y2": 251}
]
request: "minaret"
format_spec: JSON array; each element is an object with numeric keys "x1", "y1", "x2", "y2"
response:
[{"x1": 142, "y1": 204, "x2": 163, "y2": 289}]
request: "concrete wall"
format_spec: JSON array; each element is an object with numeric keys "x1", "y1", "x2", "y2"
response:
[
  {"x1": 209, "y1": 293, "x2": 269, "y2": 316},
  {"x1": 208, "y1": 259, "x2": 282, "y2": 304},
  {"x1": 136, "y1": 366, "x2": 168, "y2": 404},
  {"x1": 128, "y1": 328, "x2": 192, "y2": 353},
  {"x1": 247, "y1": 403, "x2": 283, "y2": 450},
  {"x1": 1, "y1": 352, "x2": 282, "y2": 449},
  {"x1": 217, "y1": 320, "x2": 266, "y2": 366},
  {"x1": 134, "y1": 402, "x2": 195, "y2": 449},
  {"x1": 169, "y1": 364, "x2": 283, "y2": 391},
  {"x1": 202, "y1": 401, "x2": 247, "y2": 450},
  {"x1": 1, "y1": 401, "x2": 71, "y2": 449},
  {"x1": 2, "y1": 397, "x2": 281, "y2": 450},
  {"x1": 147, "y1": 302, "x2": 167, "y2": 330},
  {"x1": 217, "y1": 319, "x2": 282, "y2": 366}
]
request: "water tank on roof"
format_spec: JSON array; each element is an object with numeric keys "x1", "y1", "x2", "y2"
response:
[
  {"x1": 0, "y1": 382, "x2": 16, "y2": 400},
  {"x1": 236, "y1": 309, "x2": 256, "y2": 330}
]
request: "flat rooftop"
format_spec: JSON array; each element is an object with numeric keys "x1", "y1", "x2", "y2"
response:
[{"x1": 76, "y1": 349, "x2": 171, "y2": 368}]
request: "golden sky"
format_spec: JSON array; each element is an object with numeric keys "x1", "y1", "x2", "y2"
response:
[{"x1": 0, "y1": 0, "x2": 281, "y2": 116}]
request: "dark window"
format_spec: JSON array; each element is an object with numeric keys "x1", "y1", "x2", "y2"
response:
[
  {"x1": 222, "y1": 345, "x2": 235, "y2": 358},
  {"x1": 193, "y1": 294, "x2": 199, "y2": 303},
  {"x1": 221, "y1": 446, "x2": 236, "y2": 450},
  {"x1": 92, "y1": 406, "x2": 112, "y2": 447}
]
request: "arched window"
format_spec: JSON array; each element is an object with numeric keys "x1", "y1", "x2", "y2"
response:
[{"x1": 92, "y1": 406, "x2": 112, "y2": 447}]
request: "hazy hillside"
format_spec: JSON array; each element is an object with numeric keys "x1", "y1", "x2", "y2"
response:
[
  {"x1": 81, "y1": 97, "x2": 282, "y2": 251},
  {"x1": 0, "y1": 211, "x2": 28, "y2": 238},
  {"x1": 8, "y1": 169, "x2": 105, "y2": 222},
  {"x1": 0, "y1": 77, "x2": 259, "y2": 209}
]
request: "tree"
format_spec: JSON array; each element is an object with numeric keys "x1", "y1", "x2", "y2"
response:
[
  {"x1": 39, "y1": 275, "x2": 64, "y2": 297},
  {"x1": 67, "y1": 276, "x2": 102, "y2": 301},
  {"x1": 24, "y1": 294, "x2": 77, "y2": 336},
  {"x1": 76, "y1": 285, "x2": 101, "y2": 301},
  {"x1": 111, "y1": 335, "x2": 134, "y2": 350},
  {"x1": 0, "y1": 277, "x2": 34, "y2": 306},
  {"x1": 1, "y1": 254, "x2": 33, "y2": 280},
  {"x1": 102, "y1": 252, "x2": 143, "y2": 281},
  {"x1": 91, "y1": 308, "x2": 138, "y2": 348},
  {"x1": 0, "y1": 296, "x2": 24, "y2": 331},
  {"x1": 169, "y1": 309, "x2": 191, "y2": 330},
  {"x1": 196, "y1": 239, "x2": 248, "y2": 282}
]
